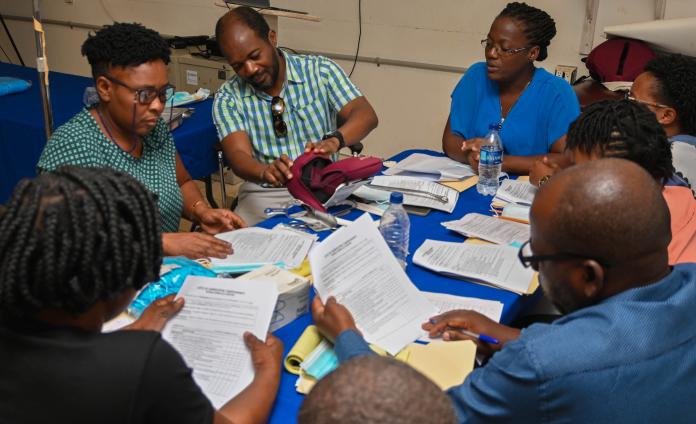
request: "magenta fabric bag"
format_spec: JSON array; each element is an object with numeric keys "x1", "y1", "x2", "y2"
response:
[{"x1": 286, "y1": 152, "x2": 382, "y2": 211}]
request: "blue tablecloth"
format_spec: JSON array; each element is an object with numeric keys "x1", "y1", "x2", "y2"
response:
[
  {"x1": 262, "y1": 149, "x2": 537, "y2": 423},
  {"x1": 0, "y1": 62, "x2": 220, "y2": 203}
]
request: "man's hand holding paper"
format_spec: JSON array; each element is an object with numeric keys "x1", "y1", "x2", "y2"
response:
[{"x1": 309, "y1": 214, "x2": 436, "y2": 354}]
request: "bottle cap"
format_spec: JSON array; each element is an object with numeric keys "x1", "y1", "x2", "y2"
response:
[{"x1": 390, "y1": 192, "x2": 404, "y2": 204}]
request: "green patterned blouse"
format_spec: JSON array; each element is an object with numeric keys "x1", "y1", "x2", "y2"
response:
[{"x1": 37, "y1": 108, "x2": 183, "y2": 233}]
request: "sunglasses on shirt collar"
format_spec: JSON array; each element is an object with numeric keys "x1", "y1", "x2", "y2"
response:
[{"x1": 271, "y1": 96, "x2": 288, "y2": 138}]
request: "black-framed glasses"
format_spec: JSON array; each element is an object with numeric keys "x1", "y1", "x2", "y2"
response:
[
  {"x1": 624, "y1": 92, "x2": 670, "y2": 109},
  {"x1": 517, "y1": 240, "x2": 609, "y2": 269},
  {"x1": 481, "y1": 39, "x2": 531, "y2": 56},
  {"x1": 271, "y1": 96, "x2": 288, "y2": 138},
  {"x1": 104, "y1": 75, "x2": 175, "y2": 105}
]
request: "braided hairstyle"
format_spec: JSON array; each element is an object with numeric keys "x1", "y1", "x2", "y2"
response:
[
  {"x1": 644, "y1": 54, "x2": 696, "y2": 136},
  {"x1": 566, "y1": 99, "x2": 674, "y2": 182},
  {"x1": 498, "y1": 2, "x2": 557, "y2": 61},
  {"x1": 81, "y1": 22, "x2": 171, "y2": 80},
  {"x1": 0, "y1": 166, "x2": 162, "y2": 319}
]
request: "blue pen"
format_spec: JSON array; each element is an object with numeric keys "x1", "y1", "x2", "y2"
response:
[
  {"x1": 429, "y1": 318, "x2": 500, "y2": 344},
  {"x1": 457, "y1": 329, "x2": 500, "y2": 345}
]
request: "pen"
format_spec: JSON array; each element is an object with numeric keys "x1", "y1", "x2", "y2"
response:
[
  {"x1": 429, "y1": 318, "x2": 500, "y2": 344},
  {"x1": 457, "y1": 329, "x2": 500, "y2": 345}
]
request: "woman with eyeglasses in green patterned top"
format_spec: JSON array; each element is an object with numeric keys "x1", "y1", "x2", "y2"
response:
[{"x1": 38, "y1": 23, "x2": 246, "y2": 259}]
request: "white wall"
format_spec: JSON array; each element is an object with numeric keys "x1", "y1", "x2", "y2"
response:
[{"x1": 2, "y1": 0, "x2": 695, "y2": 158}]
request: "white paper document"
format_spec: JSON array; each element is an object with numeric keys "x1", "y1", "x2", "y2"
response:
[
  {"x1": 413, "y1": 240, "x2": 535, "y2": 294},
  {"x1": 212, "y1": 227, "x2": 315, "y2": 269},
  {"x1": 493, "y1": 179, "x2": 537, "y2": 206},
  {"x1": 163, "y1": 276, "x2": 278, "y2": 409},
  {"x1": 420, "y1": 291, "x2": 504, "y2": 342},
  {"x1": 310, "y1": 214, "x2": 437, "y2": 354},
  {"x1": 368, "y1": 175, "x2": 459, "y2": 213},
  {"x1": 442, "y1": 213, "x2": 530, "y2": 245},
  {"x1": 383, "y1": 153, "x2": 476, "y2": 181}
]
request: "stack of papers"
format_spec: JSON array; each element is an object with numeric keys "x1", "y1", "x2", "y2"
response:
[
  {"x1": 442, "y1": 213, "x2": 530, "y2": 245},
  {"x1": 163, "y1": 276, "x2": 278, "y2": 408},
  {"x1": 357, "y1": 175, "x2": 459, "y2": 213},
  {"x1": 212, "y1": 227, "x2": 316, "y2": 271},
  {"x1": 287, "y1": 324, "x2": 476, "y2": 393},
  {"x1": 401, "y1": 341, "x2": 476, "y2": 389},
  {"x1": 310, "y1": 214, "x2": 437, "y2": 355},
  {"x1": 493, "y1": 179, "x2": 537, "y2": 206},
  {"x1": 383, "y1": 153, "x2": 475, "y2": 181},
  {"x1": 413, "y1": 240, "x2": 536, "y2": 294}
]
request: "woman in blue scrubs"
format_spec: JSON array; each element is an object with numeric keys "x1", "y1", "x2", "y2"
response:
[{"x1": 442, "y1": 2, "x2": 580, "y2": 174}]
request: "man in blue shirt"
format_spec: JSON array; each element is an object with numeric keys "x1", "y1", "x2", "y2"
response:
[{"x1": 311, "y1": 158, "x2": 696, "y2": 423}]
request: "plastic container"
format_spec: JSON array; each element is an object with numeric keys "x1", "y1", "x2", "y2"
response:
[
  {"x1": 378, "y1": 192, "x2": 410, "y2": 268},
  {"x1": 477, "y1": 124, "x2": 504, "y2": 196}
]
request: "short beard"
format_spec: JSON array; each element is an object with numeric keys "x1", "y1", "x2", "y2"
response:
[{"x1": 249, "y1": 48, "x2": 281, "y2": 90}]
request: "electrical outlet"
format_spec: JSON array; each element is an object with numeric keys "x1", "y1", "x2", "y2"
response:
[{"x1": 554, "y1": 65, "x2": 577, "y2": 84}]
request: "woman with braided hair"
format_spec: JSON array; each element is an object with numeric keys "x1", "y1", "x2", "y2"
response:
[
  {"x1": 37, "y1": 22, "x2": 246, "y2": 260},
  {"x1": 629, "y1": 53, "x2": 696, "y2": 184},
  {"x1": 530, "y1": 99, "x2": 696, "y2": 265},
  {"x1": 443, "y1": 2, "x2": 580, "y2": 175},
  {"x1": 0, "y1": 167, "x2": 282, "y2": 424}
]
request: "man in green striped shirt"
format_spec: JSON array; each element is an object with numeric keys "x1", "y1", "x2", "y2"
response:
[{"x1": 213, "y1": 7, "x2": 379, "y2": 225}]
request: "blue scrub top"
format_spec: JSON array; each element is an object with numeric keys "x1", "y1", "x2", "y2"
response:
[{"x1": 449, "y1": 62, "x2": 580, "y2": 156}]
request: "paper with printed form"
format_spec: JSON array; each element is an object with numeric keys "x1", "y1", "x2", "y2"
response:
[
  {"x1": 419, "y1": 292, "x2": 504, "y2": 342},
  {"x1": 310, "y1": 213, "x2": 437, "y2": 355},
  {"x1": 383, "y1": 153, "x2": 476, "y2": 181},
  {"x1": 494, "y1": 179, "x2": 537, "y2": 206},
  {"x1": 442, "y1": 213, "x2": 530, "y2": 245},
  {"x1": 212, "y1": 227, "x2": 315, "y2": 269},
  {"x1": 163, "y1": 276, "x2": 278, "y2": 409},
  {"x1": 368, "y1": 175, "x2": 459, "y2": 213},
  {"x1": 413, "y1": 240, "x2": 535, "y2": 294}
]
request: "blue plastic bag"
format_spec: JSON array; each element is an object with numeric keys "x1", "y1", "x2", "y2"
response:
[
  {"x1": 0, "y1": 77, "x2": 31, "y2": 97},
  {"x1": 128, "y1": 257, "x2": 216, "y2": 317}
]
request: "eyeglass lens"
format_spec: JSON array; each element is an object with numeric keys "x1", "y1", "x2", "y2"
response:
[{"x1": 137, "y1": 85, "x2": 175, "y2": 105}]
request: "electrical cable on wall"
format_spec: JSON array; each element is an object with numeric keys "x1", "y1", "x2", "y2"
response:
[
  {"x1": 348, "y1": 0, "x2": 362, "y2": 77},
  {"x1": 0, "y1": 44, "x2": 11, "y2": 63},
  {"x1": 0, "y1": 13, "x2": 25, "y2": 66}
]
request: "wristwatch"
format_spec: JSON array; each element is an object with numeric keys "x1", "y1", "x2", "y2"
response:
[
  {"x1": 322, "y1": 130, "x2": 345, "y2": 150},
  {"x1": 538, "y1": 175, "x2": 552, "y2": 187}
]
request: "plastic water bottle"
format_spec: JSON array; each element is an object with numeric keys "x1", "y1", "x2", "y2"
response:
[
  {"x1": 379, "y1": 192, "x2": 410, "y2": 268},
  {"x1": 477, "y1": 124, "x2": 504, "y2": 196}
]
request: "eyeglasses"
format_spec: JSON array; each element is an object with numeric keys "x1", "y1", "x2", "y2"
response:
[
  {"x1": 104, "y1": 75, "x2": 175, "y2": 105},
  {"x1": 517, "y1": 240, "x2": 609, "y2": 270},
  {"x1": 625, "y1": 93, "x2": 670, "y2": 109},
  {"x1": 271, "y1": 96, "x2": 288, "y2": 138},
  {"x1": 481, "y1": 39, "x2": 531, "y2": 56}
]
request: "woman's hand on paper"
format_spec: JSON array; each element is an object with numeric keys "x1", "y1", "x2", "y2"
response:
[
  {"x1": 122, "y1": 294, "x2": 184, "y2": 332},
  {"x1": 311, "y1": 296, "x2": 359, "y2": 342},
  {"x1": 422, "y1": 309, "x2": 520, "y2": 357},
  {"x1": 162, "y1": 232, "x2": 232, "y2": 259},
  {"x1": 198, "y1": 208, "x2": 247, "y2": 234}
]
